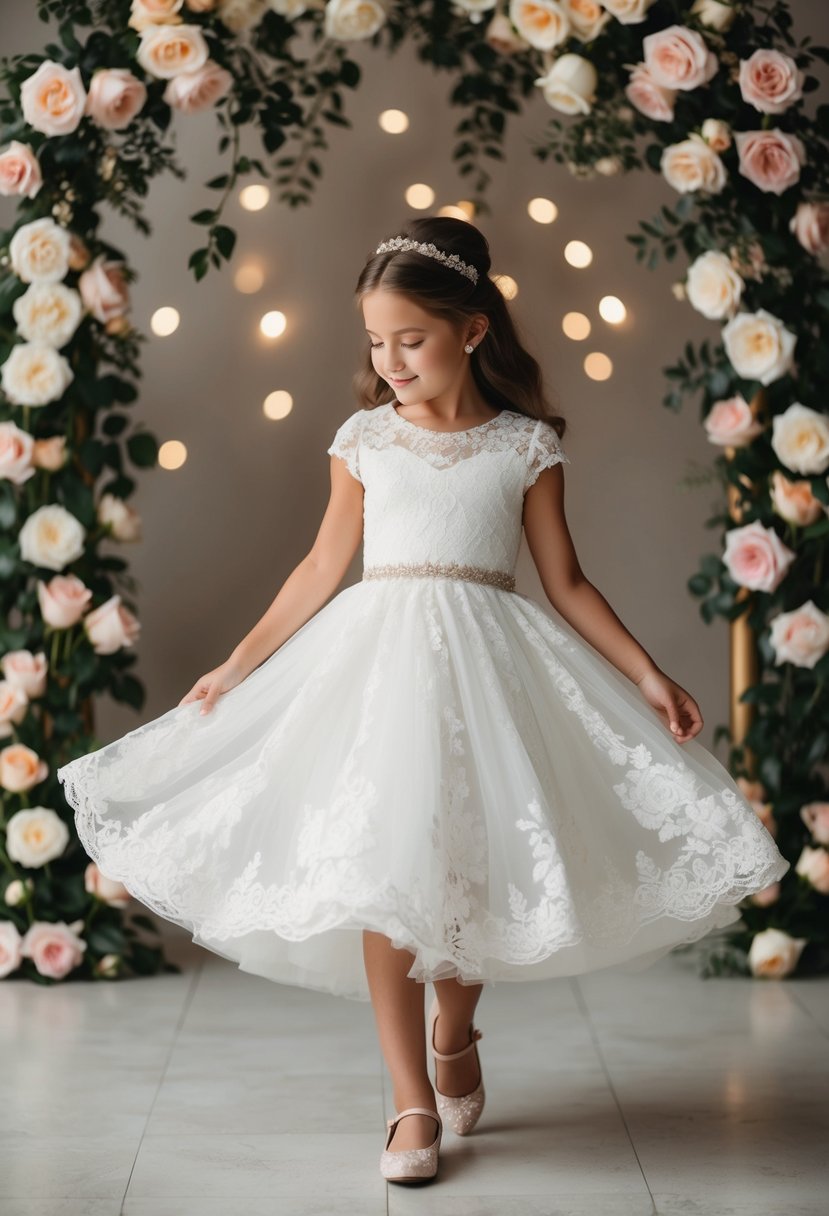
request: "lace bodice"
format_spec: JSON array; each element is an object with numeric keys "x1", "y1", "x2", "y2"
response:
[{"x1": 326, "y1": 401, "x2": 570, "y2": 577}]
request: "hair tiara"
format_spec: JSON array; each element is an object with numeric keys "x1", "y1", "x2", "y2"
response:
[{"x1": 374, "y1": 236, "x2": 479, "y2": 285}]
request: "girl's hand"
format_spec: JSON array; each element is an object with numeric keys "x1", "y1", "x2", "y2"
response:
[
  {"x1": 635, "y1": 668, "x2": 703, "y2": 743},
  {"x1": 178, "y1": 658, "x2": 247, "y2": 716}
]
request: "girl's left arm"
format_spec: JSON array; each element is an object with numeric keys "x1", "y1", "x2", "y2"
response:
[{"x1": 522, "y1": 464, "x2": 704, "y2": 743}]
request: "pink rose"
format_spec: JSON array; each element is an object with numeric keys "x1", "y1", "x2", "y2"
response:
[
  {"x1": 739, "y1": 48, "x2": 804, "y2": 114},
  {"x1": 795, "y1": 846, "x2": 829, "y2": 895},
  {"x1": 32, "y1": 435, "x2": 68, "y2": 472},
  {"x1": 67, "y1": 233, "x2": 92, "y2": 273},
  {"x1": 1, "y1": 650, "x2": 48, "y2": 698},
  {"x1": 37, "y1": 574, "x2": 93, "y2": 628},
  {"x1": 185, "y1": 0, "x2": 217, "y2": 10},
  {"x1": 0, "y1": 922, "x2": 24, "y2": 978},
  {"x1": 749, "y1": 881, "x2": 780, "y2": 908},
  {"x1": 789, "y1": 202, "x2": 829, "y2": 257},
  {"x1": 84, "y1": 862, "x2": 131, "y2": 907},
  {"x1": 722, "y1": 520, "x2": 796, "y2": 593},
  {"x1": 0, "y1": 743, "x2": 48, "y2": 793},
  {"x1": 84, "y1": 594, "x2": 141, "y2": 654},
  {"x1": 735, "y1": 128, "x2": 805, "y2": 195},
  {"x1": 642, "y1": 24, "x2": 718, "y2": 91},
  {"x1": 20, "y1": 61, "x2": 87, "y2": 137},
  {"x1": 163, "y1": 60, "x2": 234, "y2": 114},
  {"x1": 769, "y1": 600, "x2": 829, "y2": 670},
  {"x1": 624, "y1": 63, "x2": 676, "y2": 122},
  {"x1": 737, "y1": 776, "x2": 767, "y2": 803},
  {"x1": 769, "y1": 471, "x2": 823, "y2": 527},
  {"x1": 0, "y1": 421, "x2": 36, "y2": 486},
  {"x1": 78, "y1": 255, "x2": 130, "y2": 324},
  {"x1": 0, "y1": 140, "x2": 43, "y2": 199},
  {"x1": 800, "y1": 802, "x2": 829, "y2": 846},
  {"x1": 0, "y1": 681, "x2": 28, "y2": 739},
  {"x1": 20, "y1": 919, "x2": 87, "y2": 979},
  {"x1": 85, "y1": 68, "x2": 148, "y2": 131},
  {"x1": 704, "y1": 395, "x2": 763, "y2": 447}
]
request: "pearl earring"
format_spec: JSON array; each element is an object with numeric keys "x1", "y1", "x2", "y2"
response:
[{"x1": 464, "y1": 343, "x2": 474, "y2": 353}]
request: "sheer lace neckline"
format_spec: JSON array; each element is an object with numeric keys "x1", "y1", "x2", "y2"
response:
[{"x1": 387, "y1": 400, "x2": 505, "y2": 436}]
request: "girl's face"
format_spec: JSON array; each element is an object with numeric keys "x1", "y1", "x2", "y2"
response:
[{"x1": 362, "y1": 289, "x2": 484, "y2": 403}]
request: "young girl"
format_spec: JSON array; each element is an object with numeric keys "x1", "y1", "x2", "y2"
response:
[{"x1": 57, "y1": 216, "x2": 790, "y2": 1187}]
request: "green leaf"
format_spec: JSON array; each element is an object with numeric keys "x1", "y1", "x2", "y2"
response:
[
  {"x1": 214, "y1": 224, "x2": 236, "y2": 259},
  {"x1": 126, "y1": 431, "x2": 158, "y2": 468}
]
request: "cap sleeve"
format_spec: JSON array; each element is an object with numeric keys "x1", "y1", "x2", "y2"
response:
[
  {"x1": 326, "y1": 410, "x2": 364, "y2": 484},
  {"x1": 525, "y1": 419, "x2": 570, "y2": 491}
]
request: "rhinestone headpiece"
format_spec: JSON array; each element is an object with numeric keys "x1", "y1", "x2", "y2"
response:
[{"x1": 374, "y1": 236, "x2": 479, "y2": 285}]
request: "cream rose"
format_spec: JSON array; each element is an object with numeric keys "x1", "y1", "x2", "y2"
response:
[
  {"x1": 268, "y1": 0, "x2": 316, "y2": 16},
  {"x1": 84, "y1": 594, "x2": 141, "y2": 654},
  {"x1": 625, "y1": 63, "x2": 676, "y2": 122},
  {"x1": 769, "y1": 600, "x2": 829, "y2": 670},
  {"x1": 800, "y1": 802, "x2": 829, "y2": 846},
  {"x1": 1, "y1": 650, "x2": 48, "y2": 698},
  {"x1": 701, "y1": 117, "x2": 731, "y2": 153},
  {"x1": 37, "y1": 573, "x2": 93, "y2": 628},
  {"x1": 642, "y1": 24, "x2": 718, "y2": 92},
  {"x1": 600, "y1": 0, "x2": 656, "y2": 22},
  {"x1": 535, "y1": 53, "x2": 597, "y2": 114},
  {"x1": 19, "y1": 504, "x2": 86, "y2": 572},
  {"x1": 485, "y1": 10, "x2": 531, "y2": 53},
  {"x1": 453, "y1": 0, "x2": 498, "y2": 18},
  {"x1": 0, "y1": 743, "x2": 48, "y2": 793},
  {"x1": 735, "y1": 128, "x2": 805, "y2": 195},
  {"x1": 509, "y1": 0, "x2": 570, "y2": 49},
  {"x1": 690, "y1": 0, "x2": 736, "y2": 32},
  {"x1": 135, "y1": 23, "x2": 210, "y2": 78},
  {"x1": 218, "y1": 0, "x2": 269, "y2": 30},
  {"x1": 789, "y1": 202, "x2": 829, "y2": 257},
  {"x1": 739, "y1": 48, "x2": 804, "y2": 114},
  {"x1": 749, "y1": 881, "x2": 780, "y2": 908},
  {"x1": 32, "y1": 435, "x2": 68, "y2": 473},
  {"x1": 20, "y1": 61, "x2": 87, "y2": 137},
  {"x1": 0, "y1": 680, "x2": 28, "y2": 739},
  {"x1": 564, "y1": 0, "x2": 610, "y2": 42},
  {"x1": 771, "y1": 402, "x2": 829, "y2": 475},
  {"x1": 661, "y1": 133, "x2": 726, "y2": 194},
  {"x1": 78, "y1": 255, "x2": 130, "y2": 325},
  {"x1": 0, "y1": 922, "x2": 23, "y2": 978},
  {"x1": 6, "y1": 806, "x2": 70, "y2": 868},
  {"x1": 4, "y1": 878, "x2": 33, "y2": 908},
  {"x1": 795, "y1": 846, "x2": 829, "y2": 895},
  {"x1": 9, "y1": 217, "x2": 72, "y2": 284},
  {"x1": 94, "y1": 953, "x2": 122, "y2": 978},
  {"x1": 0, "y1": 421, "x2": 36, "y2": 486},
  {"x1": 84, "y1": 862, "x2": 131, "y2": 907},
  {"x1": 686, "y1": 250, "x2": 743, "y2": 320},
  {"x1": 129, "y1": 0, "x2": 185, "y2": 33},
  {"x1": 748, "y1": 928, "x2": 806, "y2": 978},
  {"x1": 20, "y1": 919, "x2": 87, "y2": 979},
  {"x1": 85, "y1": 67, "x2": 148, "y2": 130},
  {"x1": 98, "y1": 493, "x2": 143, "y2": 541},
  {"x1": 769, "y1": 471, "x2": 823, "y2": 527},
  {"x1": 323, "y1": 0, "x2": 388, "y2": 40},
  {"x1": 0, "y1": 341, "x2": 74, "y2": 408},
  {"x1": 722, "y1": 520, "x2": 795, "y2": 593},
  {"x1": 163, "y1": 61, "x2": 234, "y2": 114},
  {"x1": 703, "y1": 394, "x2": 763, "y2": 447},
  {"x1": 12, "y1": 282, "x2": 83, "y2": 349},
  {"x1": 0, "y1": 140, "x2": 43, "y2": 199},
  {"x1": 721, "y1": 308, "x2": 796, "y2": 385},
  {"x1": 595, "y1": 155, "x2": 621, "y2": 175}
]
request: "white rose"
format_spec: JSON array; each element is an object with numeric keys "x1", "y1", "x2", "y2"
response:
[
  {"x1": 685, "y1": 250, "x2": 744, "y2": 320},
  {"x1": 20, "y1": 61, "x2": 87, "y2": 137},
  {"x1": 135, "y1": 23, "x2": 210, "y2": 78},
  {"x1": 94, "y1": 953, "x2": 122, "y2": 977},
  {"x1": 4, "y1": 879, "x2": 33, "y2": 908},
  {"x1": 721, "y1": 308, "x2": 796, "y2": 385},
  {"x1": 19, "y1": 504, "x2": 87, "y2": 572},
  {"x1": 769, "y1": 600, "x2": 829, "y2": 670},
  {"x1": 0, "y1": 922, "x2": 24, "y2": 978},
  {"x1": 509, "y1": 0, "x2": 570, "y2": 49},
  {"x1": 0, "y1": 341, "x2": 74, "y2": 408},
  {"x1": 564, "y1": 0, "x2": 610, "y2": 42},
  {"x1": 748, "y1": 928, "x2": 807, "y2": 978},
  {"x1": 6, "y1": 806, "x2": 70, "y2": 868},
  {"x1": 98, "y1": 493, "x2": 143, "y2": 541},
  {"x1": 701, "y1": 117, "x2": 731, "y2": 153},
  {"x1": 9, "y1": 217, "x2": 72, "y2": 284},
  {"x1": 595, "y1": 155, "x2": 622, "y2": 175},
  {"x1": 771, "y1": 402, "x2": 829, "y2": 475},
  {"x1": 600, "y1": 0, "x2": 657, "y2": 23},
  {"x1": 661, "y1": 132, "x2": 726, "y2": 195},
  {"x1": 0, "y1": 421, "x2": 36, "y2": 486},
  {"x1": 12, "y1": 282, "x2": 83, "y2": 349},
  {"x1": 323, "y1": 0, "x2": 388, "y2": 40},
  {"x1": 84, "y1": 594, "x2": 141, "y2": 654},
  {"x1": 690, "y1": 0, "x2": 736, "y2": 32},
  {"x1": 535, "y1": 53, "x2": 597, "y2": 115}
]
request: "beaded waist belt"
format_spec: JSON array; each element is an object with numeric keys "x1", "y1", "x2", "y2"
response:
[{"x1": 362, "y1": 561, "x2": 516, "y2": 592}]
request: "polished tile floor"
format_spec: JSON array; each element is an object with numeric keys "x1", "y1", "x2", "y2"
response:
[{"x1": 1, "y1": 923, "x2": 825, "y2": 1216}]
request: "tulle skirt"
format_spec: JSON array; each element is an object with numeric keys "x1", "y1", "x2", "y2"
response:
[{"x1": 58, "y1": 577, "x2": 790, "y2": 1001}]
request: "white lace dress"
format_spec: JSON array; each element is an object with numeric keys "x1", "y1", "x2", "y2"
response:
[{"x1": 57, "y1": 401, "x2": 790, "y2": 1000}]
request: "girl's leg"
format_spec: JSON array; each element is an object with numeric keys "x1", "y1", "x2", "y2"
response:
[
  {"x1": 431, "y1": 976, "x2": 485, "y2": 1096},
  {"x1": 362, "y1": 929, "x2": 439, "y2": 1151}
]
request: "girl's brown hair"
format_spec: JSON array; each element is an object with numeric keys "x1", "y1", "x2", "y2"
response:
[{"x1": 352, "y1": 216, "x2": 566, "y2": 439}]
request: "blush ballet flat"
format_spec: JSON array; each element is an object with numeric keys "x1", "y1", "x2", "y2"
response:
[
  {"x1": 379, "y1": 1106, "x2": 442, "y2": 1183},
  {"x1": 428, "y1": 994, "x2": 486, "y2": 1135}
]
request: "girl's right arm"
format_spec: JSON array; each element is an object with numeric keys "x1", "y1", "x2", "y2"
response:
[{"x1": 178, "y1": 453, "x2": 364, "y2": 714}]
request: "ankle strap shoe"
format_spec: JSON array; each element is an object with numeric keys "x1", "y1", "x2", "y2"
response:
[
  {"x1": 379, "y1": 1106, "x2": 442, "y2": 1183},
  {"x1": 428, "y1": 995, "x2": 486, "y2": 1135}
]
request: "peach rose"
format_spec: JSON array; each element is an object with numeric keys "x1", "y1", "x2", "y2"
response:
[
  {"x1": 703, "y1": 394, "x2": 763, "y2": 447},
  {"x1": 789, "y1": 202, "x2": 829, "y2": 257},
  {"x1": 508, "y1": 0, "x2": 570, "y2": 49},
  {"x1": 701, "y1": 118, "x2": 731, "y2": 153},
  {"x1": 0, "y1": 922, "x2": 24, "y2": 978},
  {"x1": 535, "y1": 54, "x2": 597, "y2": 115},
  {"x1": 37, "y1": 574, "x2": 93, "y2": 628},
  {"x1": 84, "y1": 862, "x2": 131, "y2": 907},
  {"x1": 78, "y1": 255, "x2": 130, "y2": 325},
  {"x1": 19, "y1": 503, "x2": 86, "y2": 571},
  {"x1": 625, "y1": 63, "x2": 676, "y2": 122},
  {"x1": 0, "y1": 421, "x2": 36, "y2": 486},
  {"x1": 163, "y1": 60, "x2": 234, "y2": 114},
  {"x1": 722, "y1": 519, "x2": 795, "y2": 593},
  {"x1": 642, "y1": 24, "x2": 718, "y2": 92},
  {"x1": 6, "y1": 806, "x2": 70, "y2": 868},
  {"x1": 749, "y1": 881, "x2": 780, "y2": 908},
  {"x1": 735, "y1": 128, "x2": 805, "y2": 195},
  {"x1": 85, "y1": 68, "x2": 148, "y2": 130},
  {"x1": 84, "y1": 594, "x2": 141, "y2": 654},
  {"x1": 739, "y1": 48, "x2": 804, "y2": 114},
  {"x1": 800, "y1": 802, "x2": 829, "y2": 847},
  {"x1": 661, "y1": 133, "x2": 726, "y2": 194},
  {"x1": 0, "y1": 743, "x2": 48, "y2": 793},
  {"x1": 0, "y1": 680, "x2": 28, "y2": 739},
  {"x1": 98, "y1": 493, "x2": 143, "y2": 541},
  {"x1": 20, "y1": 919, "x2": 87, "y2": 979},
  {"x1": 20, "y1": 61, "x2": 87, "y2": 137},
  {"x1": 485, "y1": 10, "x2": 531, "y2": 53},
  {"x1": 601, "y1": 0, "x2": 656, "y2": 22},
  {"x1": 769, "y1": 600, "x2": 829, "y2": 670},
  {"x1": 748, "y1": 927, "x2": 806, "y2": 978},
  {"x1": 769, "y1": 471, "x2": 822, "y2": 527},
  {"x1": 9, "y1": 217, "x2": 71, "y2": 284},
  {"x1": 135, "y1": 22, "x2": 210, "y2": 78},
  {"x1": 795, "y1": 845, "x2": 829, "y2": 895},
  {"x1": 67, "y1": 233, "x2": 92, "y2": 273},
  {"x1": 12, "y1": 281, "x2": 84, "y2": 349},
  {"x1": 721, "y1": 308, "x2": 796, "y2": 385},
  {"x1": 771, "y1": 402, "x2": 829, "y2": 476},
  {"x1": 129, "y1": 0, "x2": 185, "y2": 33},
  {"x1": 690, "y1": 0, "x2": 736, "y2": 33},
  {"x1": 32, "y1": 435, "x2": 68, "y2": 473},
  {"x1": 0, "y1": 140, "x2": 43, "y2": 199},
  {"x1": 564, "y1": 0, "x2": 611, "y2": 42},
  {"x1": 1, "y1": 650, "x2": 48, "y2": 698},
  {"x1": 185, "y1": 0, "x2": 219, "y2": 10},
  {"x1": 686, "y1": 250, "x2": 744, "y2": 320}
]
